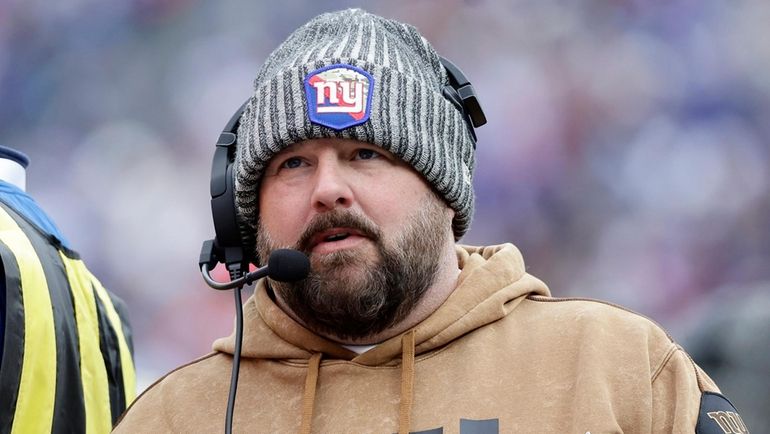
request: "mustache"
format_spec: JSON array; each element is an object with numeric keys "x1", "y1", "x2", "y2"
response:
[{"x1": 296, "y1": 210, "x2": 381, "y2": 253}]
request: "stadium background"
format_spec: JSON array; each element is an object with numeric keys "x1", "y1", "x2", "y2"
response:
[{"x1": 2, "y1": 0, "x2": 768, "y2": 429}]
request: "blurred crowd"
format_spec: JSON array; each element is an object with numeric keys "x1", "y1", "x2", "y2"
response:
[{"x1": 2, "y1": 0, "x2": 768, "y2": 429}]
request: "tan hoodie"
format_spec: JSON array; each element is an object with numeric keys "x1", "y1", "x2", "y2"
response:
[{"x1": 113, "y1": 244, "x2": 737, "y2": 433}]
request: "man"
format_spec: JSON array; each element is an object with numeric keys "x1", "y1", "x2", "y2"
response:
[
  {"x1": 114, "y1": 9, "x2": 748, "y2": 433},
  {"x1": 0, "y1": 145, "x2": 136, "y2": 432}
]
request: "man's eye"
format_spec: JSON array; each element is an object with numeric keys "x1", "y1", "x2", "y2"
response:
[
  {"x1": 281, "y1": 157, "x2": 304, "y2": 169},
  {"x1": 355, "y1": 149, "x2": 379, "y2": 160}
]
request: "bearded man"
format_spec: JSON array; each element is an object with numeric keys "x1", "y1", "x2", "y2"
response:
[{"x1": 114, "y1": 9, "x2": 748, "y2": 434}]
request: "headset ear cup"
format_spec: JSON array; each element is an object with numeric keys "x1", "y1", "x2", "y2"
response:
[
  {"x1": 439, "y1": 56, "x2": 486, "y2": 145},
  {"x1": 204, "y1": 100, "x2": 255, "y2": 269}
]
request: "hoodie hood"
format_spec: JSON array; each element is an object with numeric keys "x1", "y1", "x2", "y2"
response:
[{"x1": 212, "y1": 243, "x2": 550, "y2": 365}]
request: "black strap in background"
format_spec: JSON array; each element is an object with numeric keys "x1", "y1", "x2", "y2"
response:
[
  {"x1": 0, "y1": 240, "x2": 24, "y2": 430},
  {"x1": 94, "y1": 289, "x2": 126, "y2": 423},
  {"x1": 106, "y1": 290, "x2": 135, "y2": 357}
]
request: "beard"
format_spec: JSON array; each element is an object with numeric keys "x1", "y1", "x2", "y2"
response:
[{"x1": 255, "y1": 192, "x2": 450, "y2": 342}]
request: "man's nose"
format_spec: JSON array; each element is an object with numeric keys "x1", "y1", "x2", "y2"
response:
[{"x1": 310, "y1": 160, "x2": 354, "y2": 212}]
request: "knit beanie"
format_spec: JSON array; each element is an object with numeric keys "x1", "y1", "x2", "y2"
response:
[{"x1": 234, "y1": 8, "x2": 476, "y2": 239}]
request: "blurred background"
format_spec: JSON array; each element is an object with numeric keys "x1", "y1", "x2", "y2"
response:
[{"x1": 1, "y1": 0, "x2": 768, "y2": 428}]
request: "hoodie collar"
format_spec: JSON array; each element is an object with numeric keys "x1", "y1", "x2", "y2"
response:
[{"x1": 212, "y1": 243, "x2": 550, "y2": 364}]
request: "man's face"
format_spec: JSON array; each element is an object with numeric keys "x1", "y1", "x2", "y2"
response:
[{"x1": 256, "y1": 138, "x2": 454, "y2": 341}]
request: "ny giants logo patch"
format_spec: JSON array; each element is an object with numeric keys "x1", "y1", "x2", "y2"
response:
[{"x1": 304, "y1": 64, "x2": 374, "y2": 131}]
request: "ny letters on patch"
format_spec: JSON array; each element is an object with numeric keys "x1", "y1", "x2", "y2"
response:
[
  {"x1": 304, "y1": 64, "x2": 374, "y2": 131},
  {"x1": 696, "y1": 392, "x2": 749, "y2": 434}
]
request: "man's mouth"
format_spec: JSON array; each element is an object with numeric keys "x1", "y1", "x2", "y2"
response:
[
  {"x1": 308, "y1": 228, "x2": 367, "y2": 253},
  {"x1": 324, "y1": 232, "x2": 350, "y2": 242}
]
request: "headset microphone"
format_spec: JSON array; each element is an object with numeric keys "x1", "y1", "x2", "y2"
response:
[{"x1": 200, "y1": 247, "x2": 310, "y2": 290}]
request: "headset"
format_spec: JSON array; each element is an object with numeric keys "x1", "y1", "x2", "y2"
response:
[
  {"x1": 197, "y1": 55, "x2": 486, "y2": 434},
  {"x1": 198, "y1": 56, "x2": 486, "y2": 278}
]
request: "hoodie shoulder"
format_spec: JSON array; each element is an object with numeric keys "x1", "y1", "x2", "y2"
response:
[
  {"x1": 521, "y1": 295, "x2": 678, "y2": 375},
  {"x1": 114, "y1": 353, "x2": 232, "y2": 433},
  {"x1": 525, "y1": 295, "x2": 674, "y2": 335}
]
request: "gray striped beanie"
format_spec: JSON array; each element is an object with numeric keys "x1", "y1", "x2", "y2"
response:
[{"x1": 235, "y1": 8, "x2": 476, "y2": 239}]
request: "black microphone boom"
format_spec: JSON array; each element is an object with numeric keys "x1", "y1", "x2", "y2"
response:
[{"x1": 200, "y1": 248, "x2": 310, "y2": 290}]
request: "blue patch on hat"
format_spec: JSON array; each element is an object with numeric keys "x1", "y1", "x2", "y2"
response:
[{"x1": 304, "y1": 64, "x2": 374, "y2": 131}]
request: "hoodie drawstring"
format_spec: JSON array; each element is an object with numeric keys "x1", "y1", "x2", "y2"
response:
[
  {"x1": 398, "y1": 330, "x2": 416, "y2": 434},
  {"x1": 299, "y1": 353, "x2": 322, "y2": 434},
  {"x1": 298, "y1": 332, "x2": 415, "y2": 434}
]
